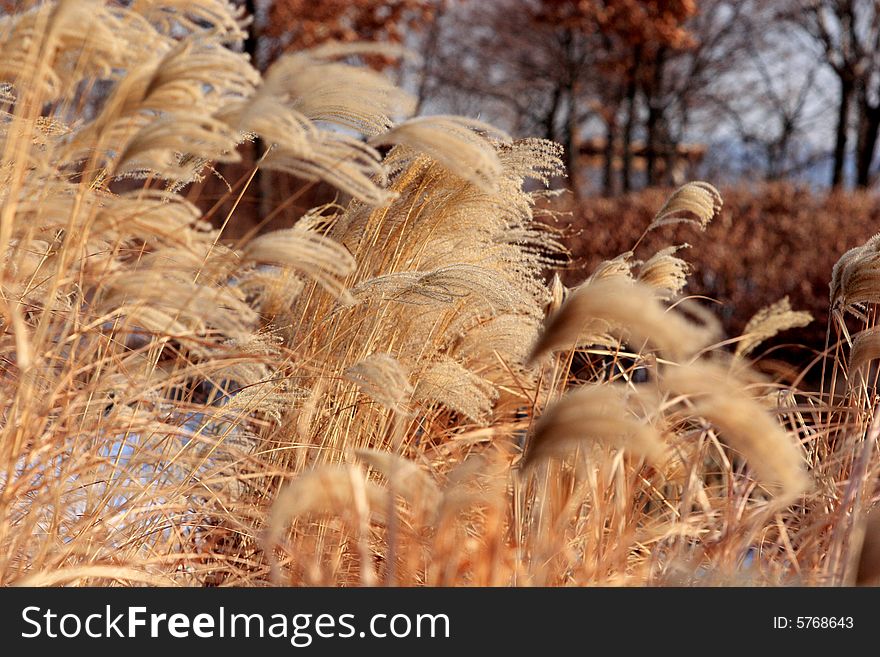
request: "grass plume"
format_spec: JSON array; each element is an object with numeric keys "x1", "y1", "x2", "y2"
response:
[{"x1": 0, "y1": 1, "x2": 875, "y2": 588}]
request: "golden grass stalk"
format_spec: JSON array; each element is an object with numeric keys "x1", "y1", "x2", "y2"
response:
[
  {"x1": 735, "y1": 296, "x2": 813, "y2": 358},
  {"x1": 527, "y1": 276, "x2": 720, "y2": 364},
  {"x1": 848, "y1": 326, "x2": 880, "y2": 383},
  {"x1": 660, "y1": 362, "x2": 812, "y2": 505},
  {"x1": 648, "y1": 181, "x2": 723, "y2": 232},
  {"x1": 0, "y1": 0, "x2": 864, "y2": 588},
  {"x1": 523, "y1": 384, "x2": 669, "y2": 469},
  {"x1": 831, "y1": 233, "x2": 880, "y2": 315},
  {"x1": 344, "y1": 353, "x2": 413, "y2": 413},
  {"x1": 268, "y1": 467, "x2": 389, "y2": 537},
  {"x1": 637, "y1": 244, "x2": 691, "y2": 300},
  {"x1": 370, "y1": 115, "x2": 510, "y2": 192},
  {"x1": 413, "y1": 357, "x2": 498, "y2": 425},
  {"x1": 355, "y1": 448, "x2": 443, "y2": 514}
]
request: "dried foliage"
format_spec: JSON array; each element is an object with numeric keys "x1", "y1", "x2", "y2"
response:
[
  {"x1": 564, "y1": 184, "x2": 880, "y2": 365},
  {"x1": 266, "y1": 0, "x2": 441, "y2": 63},
  {"x1": 0, "y1": 2, "x2": 877, "y2": 589}
]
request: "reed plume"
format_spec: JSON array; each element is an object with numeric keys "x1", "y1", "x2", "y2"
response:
[{"x1": 0, "y1": 0, "x2": 862, "y2": 588}]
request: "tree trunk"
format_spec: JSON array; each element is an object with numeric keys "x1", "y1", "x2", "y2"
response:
[
  {"x1": 414, "y1": 4, "x2": 445, "y2": 115},
  {"x1": 602, "y1": 118, "x2": 616, "y2": 197},
  {"x1": 644, "y1": 48, "x2": 666, "y2": 187},
  {"x1": 556, "y1": 31, "x2": 581, "y2": 198},
  {"x1": 621, "y1": 63, "x2": 639, "y2": 193},
  {"x1": 856, "y1": 90, "x2": 880, "y2": 187},
  {"x1": 663, "y1": 140, "x2": 678, "y2": 185},
  {"x1": 856, "y1": 114, "x2": 880, "y2": 187},
  {"x1": 543, "y1": 84, "x2": 562, "y2": 142},
  {"x1": 832, "y1": 75, "x2": 854, "y2": 188},
  {"x1": 645, "y1": 106, "x2": 660, "y2": 187},
  {"x1": 563, "y1": 85, "x2": 581, "y2": 198}
]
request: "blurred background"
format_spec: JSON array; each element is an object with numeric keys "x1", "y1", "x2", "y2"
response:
[{"x1": 167, "y1": 1, "x2": 880, "y2": 370}]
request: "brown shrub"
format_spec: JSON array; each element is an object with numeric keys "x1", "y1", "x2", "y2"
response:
[{"x1": 562, "y1": 183, "x2": 880, "y2": 366}]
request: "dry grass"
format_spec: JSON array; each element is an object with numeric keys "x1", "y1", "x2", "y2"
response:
[{"x1": 0, "y1": 1, "x2": 878, "y2": 587}]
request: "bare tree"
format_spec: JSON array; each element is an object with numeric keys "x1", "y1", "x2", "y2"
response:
[
  {"x1": 422, "y1": 1, "x2": 698, "y2": 196},
  {"x1": 421, "y1": 1, "x2": 597, "y2": 193},
  {"x1": 786, "y1": 0, "x2": 880, "y2": 188},
  {"x1": 708, "y1": 14, "x2": 824, "y2": 182},
  {"x1": 854, "y1": 3, "x2": 880, "y2": 186},
  {"x1": 639, "y1": 0, "x2": 749, "y2": 186}
]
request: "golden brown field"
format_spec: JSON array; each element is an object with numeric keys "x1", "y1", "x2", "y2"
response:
[{"x1": 1, "y1": 0, "x2": 879, "y2": 588}]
